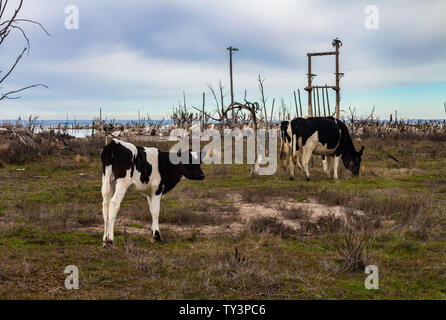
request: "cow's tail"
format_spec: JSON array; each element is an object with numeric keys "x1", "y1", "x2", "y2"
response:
[
  {"x1": 290, "y1": 125, "x2": 295, "y2": 158},
  {"x1": 279, "y1": 130, "x2": 284, "y2": 159},
  {"x1": 100, "y1": 140, "x2": 116, "y2": 177}
]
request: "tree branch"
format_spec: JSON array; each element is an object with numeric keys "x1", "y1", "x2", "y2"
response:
[{"x1": 0, "y1": 83, "x2": 48, "y2": 100}]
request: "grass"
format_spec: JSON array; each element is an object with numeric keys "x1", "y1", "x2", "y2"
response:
[{"x1": 0, "y1": 135, "x2": 445, "y2": 299}]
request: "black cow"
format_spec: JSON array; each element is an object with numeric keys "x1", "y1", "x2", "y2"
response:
[
  {"x1": 288, "y1": 117, "x2": 364, "y2": 181},
  {"x1": 100, "y1": 139, "x2": 205, "y2": 246}
]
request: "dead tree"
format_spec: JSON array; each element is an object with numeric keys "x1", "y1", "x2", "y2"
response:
[
  {"x1": 0, "y1": 0, "x2": 50, "y2": 101},
  {"x1": 257, "y1": 75, "x2": 268, "y2": 126},
  {"x1": 224, "y1": 97, "x2": 262, "y2": 177},
  {"x1": 171, "y1": 94, "x2": 198, "y2": 129},
  {"x1": 206, "y1": 81, "x2": 230, "y2": 127},
  {"x1": 348, "y1": 106, "x2": 357, "y2": 132},
  {"x1": 195, "y1": 91, "x2": 263, "y2": 177}
]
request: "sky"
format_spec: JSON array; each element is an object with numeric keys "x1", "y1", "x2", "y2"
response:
[{"x1": 0, "y1": 0, "x2": 445, "y2": 120}]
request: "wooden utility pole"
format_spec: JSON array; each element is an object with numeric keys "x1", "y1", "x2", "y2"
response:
[
  {"x1": 313, "y1": 90, "x2": 317, "y2": 116},
  {"x1": 298, "y1": 89, "x2": 303, "y2": 117},
  {"x1": 334, "y1": 39, "x2": 341, "y2": 119},
  {"x1": 305, "y1": 38, "x2": 343, "y2": 119},
  {"x1": 202, "y1": 92, "x2": 205, "y2": 130},
  {"x1": 227, "y1": 46, "x2": 239, "y2": 126},
  {"x1": 307, "y1": 55, "x2": 313, "y2": 116},
  {"x1": 321, "y1": 86, "x2": 326, "y2": 117},
  {"x1": 325, "y1": 85, "x2": 331, "y2": 116},
  {"x1": 293, "y1": 91, "x2": 299, "y2": 117}
]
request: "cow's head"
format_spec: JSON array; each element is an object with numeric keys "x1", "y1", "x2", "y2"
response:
[
  {"x1": 342, "y1": 146, "x2": 364, "y2": 176},
  {"x1": 180, "y1": 151, "x2": 205, "y2": 180}
]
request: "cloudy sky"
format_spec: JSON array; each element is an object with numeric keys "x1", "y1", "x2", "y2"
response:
[{"x1": 1, "y1": 0, "x2": 445, "y2": 120}]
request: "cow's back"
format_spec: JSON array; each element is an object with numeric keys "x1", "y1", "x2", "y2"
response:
[
  {"x1": 101, "y1": 139, "x2": 135, "y2": 179},
  {"x1": 291, "y1": 117, "x2": 341, "y2": 151}
]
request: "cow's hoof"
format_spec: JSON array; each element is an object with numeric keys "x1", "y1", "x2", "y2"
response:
[
  {"x1": 103, "y1": 239, "x2": 114, "y2": 248},
  {"x1": 305, "y1": 176, "x2": 311, "y2": 182},
  {"x1": 152, "y1": 230, "x2": 162, "y2": 242},
  {"x1": 288, "y1": 176, "x2": 294, "y2": 181}
]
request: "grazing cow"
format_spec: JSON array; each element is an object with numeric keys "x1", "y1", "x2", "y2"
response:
[
  {"x1": 281, "y1": 119, "x2": 327, "y2": 173},
  {"x1": 100, "y1": 139, "x2": 205, "y2": 246},
  {"x1": 279, "y1": 121, "x2": 293, "y2": 169},
  {"x1": 288, "y1": 117, "x2": 364, "y2": 181}
]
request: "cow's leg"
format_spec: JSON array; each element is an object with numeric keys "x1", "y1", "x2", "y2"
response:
[
  {"x1": 288, "y1": 154, "x2": 295, "y2": 180},
  {"x1": 326, "y1": 155, "x2": 334, "y2": 179},
  {"x1": 322, "y1": 155, "x2": 328, "y2": 174},
  {"x1": 296, "y1": 150, "x2": 304, "y2": 171},
  {"x1": 101, "y1": 167, "x2": 115, "y2": 246},
  {"x1": 279, "y1": 140, "x2": 285, "y2": 169},
  {"x1": 289, "y1": 150, "x2": 301, "y2": 181},
  {"x1": 301, "y1": 145, "x2": 315, "y2": 181},
  {"x1": 107, "y1": 176, "x2": 131, "y2": 246},
  {"x1": 333, "y1": 155, "x2": 341, "y2": 180},
  {"x1": 148, "y1": 194, "x2": 162, "y2": 242},
  {"x1": 281, "y1": 148, "x2": 289, "y2": 171}
]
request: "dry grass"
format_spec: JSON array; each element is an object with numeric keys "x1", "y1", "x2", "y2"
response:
[
  {"x1": 0, "y1": 132, "x2": 445, "y2": 298},
  {"x1": 75, "y1": 155, "x2": 88, "y2": 164}
]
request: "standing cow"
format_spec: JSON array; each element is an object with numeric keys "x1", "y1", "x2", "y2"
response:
[
  {"x1": 279, "y1": 120, "x2": 293, "y2": 169},
  {"x1": 288, "y1": 117, "x2": 364, "y2": 181},
  {"x1": 281, "y1": 119, "x2": 327, "y2": 174},
  {"x1": 100, "y1": 139, "x2": 205, "y2": 246}
]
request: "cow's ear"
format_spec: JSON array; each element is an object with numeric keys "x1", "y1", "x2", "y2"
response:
[{"x1": 359, "y1": 146, "x2": 364, "y2": 156}]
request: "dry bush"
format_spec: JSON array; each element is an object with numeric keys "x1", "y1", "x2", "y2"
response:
[
  {"x1": 68, "y1": 136, "x2": 105, "y2": 158},
  {"x1": 316, "y1": 188, "x2": 433, "y2": 236},
  {"x1": 332, "y1": 212, "x2": 375, "y2": 272},
  {"x1": 0, "y1": 131, "x2": 72, "y2": 164},
  {"x1": 280, "y1": 205, "x2": 309, "y2": 220},
  {"x1": 0, "y1": 138, "x2": 40, "y2": 164},
  {"x1": 315, "y1": 212, "x2": 345, "y2": 233},
  {"x1": 279, "y1": 204, "x2": 345, "y2": 235},
  {"x1": 249, "y1": 216, "x2": 297, "y2": 239},
  {"x1": 358, "y1": 120, "x2": 446, "y2": 142},
  {"x1": 334, "y1": 228, "x2": 371, "y2": 272}
]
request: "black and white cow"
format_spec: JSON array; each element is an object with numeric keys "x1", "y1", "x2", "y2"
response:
[
  {"x1": 281, "y1": 119, "x2": 327, "y2": 174},
  {"x1": 288, "y1": 117, "x2": 364, "y2": 181},
  {"x1": 279, "y1": 120, "x2": 293, "y2": 169},
  {"x1": 100, "y1": 139, "x2": 205, "y2": 246}
]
